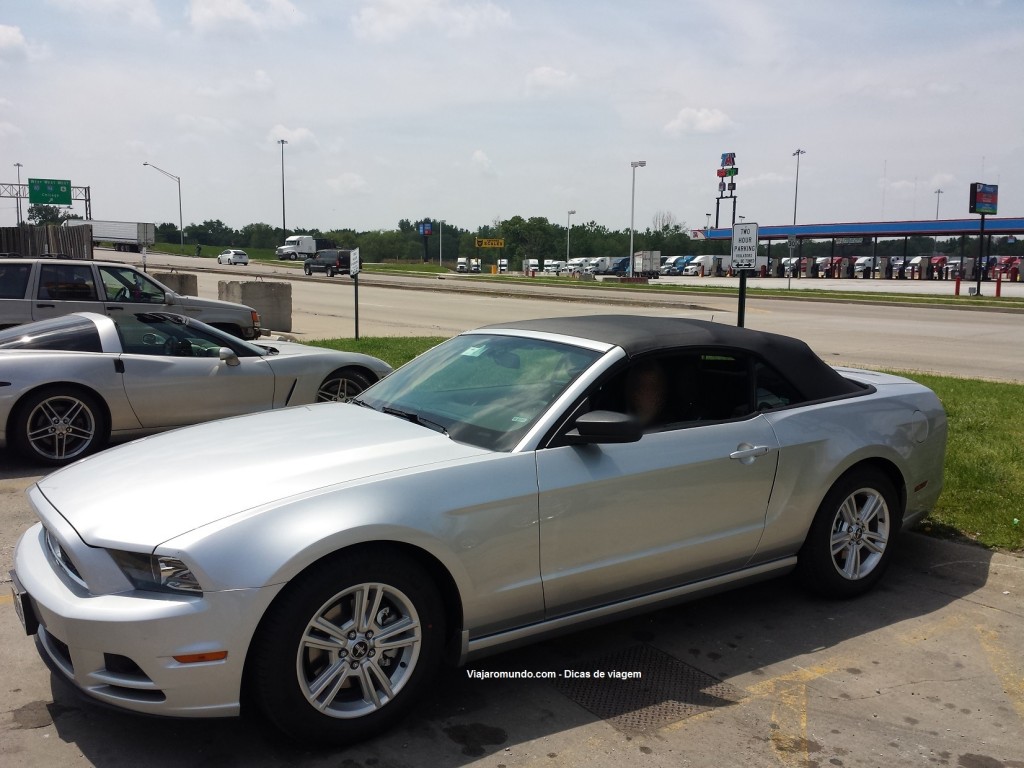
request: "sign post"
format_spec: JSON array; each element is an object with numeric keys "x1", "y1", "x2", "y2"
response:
[
  {"x1": 969, "y1": 183, "x2": 997, "y2": 297},
  {"x1": 730, "y1": 222, "x2": 760, "y2": 327},
  {"x1": 350, "y1": 248, "x2": 361, "y2": 339}
]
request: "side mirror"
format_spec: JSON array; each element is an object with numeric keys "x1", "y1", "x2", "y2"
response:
[
  {"x1": 562, "y1": 410, "x2": 642, "y2": 445},
  {"x1": 219, "y1": 347, "x2": 240, "y2": 366}
]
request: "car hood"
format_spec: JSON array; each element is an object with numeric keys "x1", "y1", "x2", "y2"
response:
[{"x1": 35, "y1": 405, "x2": 488, "y2": 548}]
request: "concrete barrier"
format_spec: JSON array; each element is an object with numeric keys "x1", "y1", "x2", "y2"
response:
[
  {"x1": 154, "y1": 272, "x2": 199, "y2": 296},
  {"x1": 219, "y1": 280, "x2": 293, "y2": 333}
]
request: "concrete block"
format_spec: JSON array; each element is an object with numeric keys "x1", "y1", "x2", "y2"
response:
[
  {"x1": 154, "y1": 272, "x2": 199, "y2": 296},
  {"x1": 219, "y1": 280, "x2": 292, "y2": 333}
]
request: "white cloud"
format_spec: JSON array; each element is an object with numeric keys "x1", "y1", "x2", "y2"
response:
[
  {"x1": 175, "y1": 114, "x2": 237, "y2": 134},
  {"x1": 0, "y1": 121, "x2": 22, "y2": 139},
  {"x1": 47, "y1": 0, "x2": 161, "y2": 27},
  {"x1": 266, "y1": 125, "x2": 317, "y2": 147},
  {"x1": 664, "y1": 107, "x2": 734, "y2": 136},
  {"x1": 326, "y1": 172, "x2": 368, "y2": 194},
  {"x1": 525, "y1": 66, "x2": 577, "y2": 96},
  {"x1": 471, "y1": 149, "x2": 495, "y2": 177},
  {"x1": 352, "y1": 0, "x2": 511, "y2": 42},
  {"x1": 188, "y1": 0, "x2": 305, "y2": 32},
  {"x1": 196, "y1": 69, "x2": 273, "y2": 98},
  {"x1": 0, "y1": 25, "x2": 46, "y2": 61}
]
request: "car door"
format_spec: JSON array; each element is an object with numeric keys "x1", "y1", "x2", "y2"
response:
[
  {"x1": 97, "y1": 264, "x2": 170, "y2": 318},
  {"x1": 535, "y1": 351, "x2": 780, "y2": 617},
  {"x1": 30, "y1": 262, "x2": 105, "y2": 321},
  {"x1": 115, "y1": 317, "x2": 276, "y2": 427}
]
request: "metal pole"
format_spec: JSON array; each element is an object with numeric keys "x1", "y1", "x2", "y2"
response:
[
  {"x1": 278, "y1": 139, "x2": 288, "y2": 239},
  {"x1": 566, "y1": 209, "x2": 575, "y2": 262},
  {"x1": 143, "y1": 162, "x2": 184, "y2": 250},
  {"x1": 934, "y1": 188, "x2": 943, "y2": 219},
  {"x1": 629, "y1": 161, "x2": 645, "y2": 277},
  {"x1": 976, "y1": 214, "x2": 986, "y2": 297},
  {"x1": 13, "y1": 163, "x2": 23, "y2": 224},
  {"x1": 176, "y1": 176, "x2": 183, "y2": 250},
  {"x1": 792, "y1": 149, "x2": 806, "y2": 225}
]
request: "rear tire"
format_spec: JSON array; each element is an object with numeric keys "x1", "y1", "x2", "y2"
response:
[
  {"x1": 303, "y1": 265, "x2": 312, "y2": 276},
  {"x1": 246, "y1": 550, "x2": 444, "y2": 746},
  {"x1": 797, "y1": 467, "x2": 900, "y2": 598},
  {"x1": 12, "y1": 387, "x2": 108, "y2": 466},
  {"x1": 326, "y1": 267, "x2": 335, "y2": 278}
]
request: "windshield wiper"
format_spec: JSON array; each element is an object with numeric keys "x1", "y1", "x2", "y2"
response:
[
  {"x1": 381, "y1": 406, "x2": 449, "y2": 436},
  {"x1": 349, "y1": 397, "x2": 374, "y2": 409}
]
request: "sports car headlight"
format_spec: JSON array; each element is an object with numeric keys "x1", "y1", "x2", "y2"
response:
[{"x1": 108, "y1": 550, "x2": 204, "y2": 594}]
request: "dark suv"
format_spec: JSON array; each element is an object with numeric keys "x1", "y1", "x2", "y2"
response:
[{"x1": 303, "y1": 249, "x2": 352, "y2": 277}]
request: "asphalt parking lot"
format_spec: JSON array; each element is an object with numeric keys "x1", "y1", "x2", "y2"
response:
[{"x1": 1, "y1": 265, "x2": 1022, "y2": 766}]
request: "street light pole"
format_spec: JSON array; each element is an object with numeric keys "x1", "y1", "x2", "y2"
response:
[
  {"x1": 792, "y1": 149, "x2": 806, "y2": 225},
  {"x1": 277, "y1": 139, "x2": 288, "y2": 239},
  {"x1": 142, "y1": 162, "x2": 183, "y2": 249},
  {"x1": 934, "y1": 188, "x2": 943, "y2": 219},
  {"x1": 566, "y1": 209, "x2": 576, "y2": 263},
  {"x1": 629, "y1": 161, "x2": 646, "y2": 277},
  {"x1": 13, "y1": 162, "x2": 23, "y2": 224}
]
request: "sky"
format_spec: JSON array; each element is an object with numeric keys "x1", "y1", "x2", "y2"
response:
[{"x1": 1, "y1": 0, "x2": 1021, "y2": 236}]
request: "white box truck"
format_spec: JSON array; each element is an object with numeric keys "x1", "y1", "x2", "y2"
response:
[
  {"x1": 632, "y1": 250, "x2": 661, "y2": 278},
  {"x1": 62, "y1": 220, "x2": 156, "y2": 253}
]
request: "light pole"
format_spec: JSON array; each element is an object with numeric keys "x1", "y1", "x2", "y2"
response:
[
  {"x1": 142, "y1": 162, "x2": 183, "y2": 249},
  {"x1": 629, "y1": 161, "x2": 646, "y2": 277},
  {"x1": 565, "y1": 209, "x2": 576, "y2": 263},
  {"x1": 792, "y1": 149, "x2": 806, "y2": 225},
  {"x1": 277, "y1": 139, "x2": 288, "y2": 239},
  {"x1": 439, "y1": 219, "x2": 444, "y2": 266},
  {"x1": 934, "y1": 188, "x2": 943, "y2": 219},
  {"x1": 13, "y1": 162, "x2": 23, "y2": 224}
]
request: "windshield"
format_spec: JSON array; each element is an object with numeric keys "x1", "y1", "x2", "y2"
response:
[{"x1": 358, "y1": 333, "x2": 601, "y2": 452}]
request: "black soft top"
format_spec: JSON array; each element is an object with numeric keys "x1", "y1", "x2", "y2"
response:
[{"x1": 480, "y1": 315, "x2": 863, "y2": 401}]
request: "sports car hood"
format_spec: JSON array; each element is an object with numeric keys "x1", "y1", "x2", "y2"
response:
[{"x1": 35, "y1": 404, "x2": 489, "y2": 548}]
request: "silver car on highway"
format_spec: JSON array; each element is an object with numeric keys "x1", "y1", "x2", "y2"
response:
[
  {"x1": 0, "y1": 311, "x2": 392, "y2": 465},
  {"x1": 11, "y1": 315, "x2": 947, "y2": 745}
]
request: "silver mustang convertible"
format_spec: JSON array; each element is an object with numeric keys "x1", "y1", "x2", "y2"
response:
[
  {"x1": 11, "y1": 316, "x2": 947, "y2": 745},
  {"x1": 0, "y1": 311, "x2": 392, "y2": 465}
]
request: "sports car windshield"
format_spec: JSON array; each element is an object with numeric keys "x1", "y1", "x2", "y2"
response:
[{"x1": 358, "y1": 333, "x2": 601, "y2": 451}]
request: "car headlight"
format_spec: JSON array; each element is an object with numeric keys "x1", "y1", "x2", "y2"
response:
[{"x1": 108, "y1": 550, "x2": 204, "y2": 594}]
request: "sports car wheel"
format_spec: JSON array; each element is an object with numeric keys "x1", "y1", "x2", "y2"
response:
[
  {"x1": 247, "y1": 550, "x2": 444, "y2": 745},
  {"x1": 316, "y1": 368, "x2": 373, "y2": 402},
  {"x1": 12, "y1": 387, "x2": 107, "y2": 466},
  {"x1": 797, "y1": 468, "x2": 899, "y2": 598}
]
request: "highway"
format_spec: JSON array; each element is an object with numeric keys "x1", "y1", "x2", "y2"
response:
[{"x1": 135, "y1": 252, "x2": 1024, "y2": 383}]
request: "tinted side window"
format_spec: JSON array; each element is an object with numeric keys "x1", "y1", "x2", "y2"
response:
[
  {"x1": 37, "y1": 264, "x2": 100, "y2": 301},
  {"x1": 0, "y1": 316, "x2": 102, "y2": 351},
  {"x1": 0, "y1": 263, "x2": 31, "y2": 299}
]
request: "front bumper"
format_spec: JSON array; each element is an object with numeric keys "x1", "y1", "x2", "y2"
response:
[{"x1": 13, "y1": 522, "x2": 283, "y2": 718}]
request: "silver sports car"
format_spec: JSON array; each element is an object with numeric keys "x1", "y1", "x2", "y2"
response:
[
  {"x1": 11, "y1": 315, "x2": 947, "y2": 745},
  {"x1": 0, "y1": 311, "x2": 392, "y2": 465}
]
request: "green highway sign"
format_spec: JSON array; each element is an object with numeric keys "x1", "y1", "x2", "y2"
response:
[{"x1": 28, "y1": 178, "x2": 72, "y2": 206}]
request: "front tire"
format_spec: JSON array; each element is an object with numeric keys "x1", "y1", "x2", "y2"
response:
[
  {"x1": 247, "y1": 550, "x2": 445, "y2": 745},
  {"x1": 303, "y1": 265, "x2": 312, "y2": 276},
  {"x1": 797, "y1": 467, "x2": 900, "y2": 598},
  {"x1": 12, "y1": 387, "x2": 108, "y2": 465},
  {"x1": 316, "y1": 368, "x2": 373, "y2": 402}
]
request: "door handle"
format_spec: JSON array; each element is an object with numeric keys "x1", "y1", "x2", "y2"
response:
[
  {"x1": 35, "y1": 303, "x2": 55, "y2": 308},
  {"x1": 729, "y1": 444, "x2": 771, "y2": 462},
  {"x1": 107, "y1": 306, "x2": 125, "y2": 311}
]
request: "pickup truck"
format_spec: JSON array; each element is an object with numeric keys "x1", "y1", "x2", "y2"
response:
[{"x1": 0, "y1": 257, "x2": 261, "y2": 339}]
